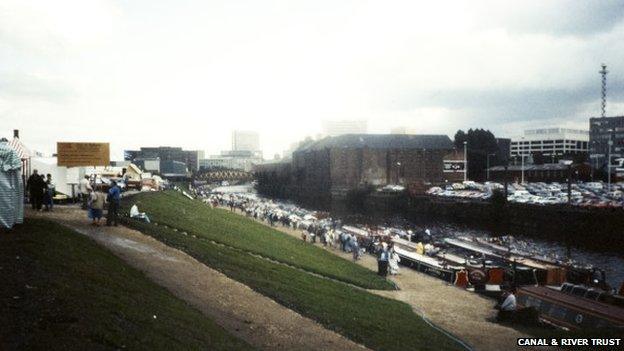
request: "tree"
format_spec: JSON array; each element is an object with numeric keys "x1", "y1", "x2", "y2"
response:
[
  {"x1": 453, "y1": 130, "x2": 467, "y2": 149},
  {"x1": 454, "y1": 128, "x2": 500, "y2": 181},
  {"x1": 532, "y1": 152, "x2": 545, "y2": 165}
]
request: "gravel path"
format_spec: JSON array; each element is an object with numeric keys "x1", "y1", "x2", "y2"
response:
[
  {"x1": 227, "y1": 207, "x2": 540, "y2": 351},
  {"x1": 29, "y1": 207, "x2": 369, "y2": 351}
]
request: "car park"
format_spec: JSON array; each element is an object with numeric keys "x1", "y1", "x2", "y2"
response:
[{"x1": 427, "y1": 180, "x2": 623, "y2": 209}]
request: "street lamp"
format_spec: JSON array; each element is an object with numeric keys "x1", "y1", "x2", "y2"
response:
[
  {"x1": 463, "y1": 141, "x2": 468, "y2": 182},
  {"x1": 520, "y1": 136, "x2": 525, "y2": 184},
  {"x1": 590, "y1": 141, "x2": 596, "y2": 181},
  {"x1": 608, "y1": 138, "x2": 613, "y2": 192},
  {"x1": 486, "y1": 153, "x2": 496, "y2": 181},
  {"x1": 521, "y1": 153, "x2": 525, "y2": 185},
  {"x1": 561, "y1": 160, "x2": 573, "y2": 205}
]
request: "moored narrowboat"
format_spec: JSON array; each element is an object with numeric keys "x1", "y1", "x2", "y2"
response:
[{"x1": 517, "y1": 286, "x2": 624, "y2": 330}]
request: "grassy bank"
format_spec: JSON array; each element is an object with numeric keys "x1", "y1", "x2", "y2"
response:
[
  {"x1": 0, "y1": 218, "x2": 252, "y2": 351},
  {"x1": 121, "y1": 205, "x2": 466, "y2": 351},
  {"x1": 123, "y1": 191, "x2": 394, "y2": 290}
]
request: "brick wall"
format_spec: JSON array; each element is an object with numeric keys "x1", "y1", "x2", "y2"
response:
[
  {"x1": 328, "y1": 148, "x2": 449, "y2": 189},
  {"x1": 278, "y1": 146, "x2": 451, "y2": 207}
]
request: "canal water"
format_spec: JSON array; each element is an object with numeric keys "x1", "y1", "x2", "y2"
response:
[{"x1": 377, "y1": 214, "x2": 624, "y2": 289}]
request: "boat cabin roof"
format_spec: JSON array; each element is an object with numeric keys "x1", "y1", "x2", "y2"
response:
[{"x1": 519, "y1": 286, "x2": 624, "y2": 323}]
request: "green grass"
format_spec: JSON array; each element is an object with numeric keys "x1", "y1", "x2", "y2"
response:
[
  {"x1": 122, "y1": 191, "x2": 394, "y2": 290},
  {"x1": 0, "y1": 218, "x2": 253, "y2": 351},
  {"x1": 122, "y1": 210, "x2": 466, "y2": 351}
]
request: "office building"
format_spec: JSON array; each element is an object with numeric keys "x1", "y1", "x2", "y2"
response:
[
  {"x1": 160, "y1": 160, "x2": 188, "y2": 176},
  {"x1": 589, "y1": 116, "x2": 624, "y2": 169},
  {"x1": 200, "y1": 150, "x2": 263, "y2": 172},
  {"x1": 133, "y1": 158, "x2": 160, "y2": 173},
  {"x1": 232, "y1": 130, "x2": 260, "y2": 152},
  {"x1": 124, "y1": 146, "x2": 203, "y2": 173},
  {"x1": 510, "y1": 127, "x2": 589, "y2": 163},
  {"x1": 322, "y1": 120, "x2": 368, "y2": 137}
]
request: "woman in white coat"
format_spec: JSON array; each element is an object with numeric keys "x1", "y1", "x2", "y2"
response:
[{"x1": 389, "y1": 247, "x2": 401, "y2": 275}]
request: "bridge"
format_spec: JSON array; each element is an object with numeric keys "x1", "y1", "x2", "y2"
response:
[{"x1": 194, "y1": 169, "x2": 253, "y2": 182}]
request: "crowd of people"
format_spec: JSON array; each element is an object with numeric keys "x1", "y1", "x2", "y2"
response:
[
  {"x1": 28, "y1": 173, "x2": 123, "y2": 227},
  {"x1": 204, "y1": 192, "x2": 404, "y2": 276},
  {"x1": 202, "y1": 190, "x2": 528, "y2": 322},
  {"x1": 26, "y1": 169, "x2": 55, "y2": 212},
  {"x1": 78, "y1": 175, "x2": 122, "y2": 226}
]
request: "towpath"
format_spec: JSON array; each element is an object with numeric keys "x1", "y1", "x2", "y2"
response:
[
  {"x1": 226, "y1": 207, "x2": 540, "y2": 351},
  {"x1": 28, "y1": 206, "x2": 369, "y2": 351}
]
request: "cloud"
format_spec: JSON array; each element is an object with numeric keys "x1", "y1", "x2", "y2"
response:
[
  {"x1": 473, "y1": 0, "x2": 624, "y2": 37},
  {"x1": 1, "y1": 0, "x2": 624, "y2": 159},
  {"x1": 0, "y1": 73, "x2": 76, "y2": 101}
]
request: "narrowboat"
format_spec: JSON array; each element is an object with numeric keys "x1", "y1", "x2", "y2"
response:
[
  {"x1": 517, "y1": 286, "x2": 624, "y2": 330},
  {"x1": 392, "y1": 238, "x2": 461, "y2": 284},
  {"x1": 445, "y1": 237, "x2": 569, "y2": 286}
]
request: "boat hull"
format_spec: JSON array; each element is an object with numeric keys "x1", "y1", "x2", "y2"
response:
[
  {"x1": 517, "y1": 286, "x2": 624, "y2": 330},
  {"x1": 397, "y1": 252, "x2": 457, "y2": 284}
]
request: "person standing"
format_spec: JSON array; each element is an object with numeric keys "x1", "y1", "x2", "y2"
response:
[
  {"x1": 351, "y1": 236, "x2": 360, "y2": 261},
  {"x1": 106, "y1": 181, "x2": 121, "y2": 226},
  {"x1": 88, "y1": 187, "x2": 105, "y2": 226},
  {"x1": 339, "y1": 232, "x2": 347, "y2": 251},
  {"x1": 377, "y1": 242, "x2": 389, "y2": 276},
  {"x1": 79, "y1": 175, "x2": 92, "y2": 209},
  {"x1": 44, "y1": 174, "x2": 55, "y2": 211},
  {"x1": 26, "y1": 170, "x2": 45, "y2": 211}
]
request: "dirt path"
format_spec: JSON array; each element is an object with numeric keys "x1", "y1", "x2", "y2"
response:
[
  {"x1": 226, "y1": 207, "x2": 536, "y2": 351},
  {"x1": 28, "y1": 207, "x2": 369, "y2": 351}
]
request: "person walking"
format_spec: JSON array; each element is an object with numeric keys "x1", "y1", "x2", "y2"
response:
[
  {"x1": 88, "y1": 187, "x2": 105, "y2": 226},
  {"x1": 26, "y1": 170, "x2": 45, "y2": 211},
  {"x1": 106, "y1": 181, "x2": 121, "y2": 226},
  {"x1": 389, "y1": 247, "x2": 401, "y2": 275}
]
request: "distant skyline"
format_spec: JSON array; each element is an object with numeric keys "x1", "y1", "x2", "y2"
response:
[{"x1": 2, "y1": 0, "x2": 624, "y2": 160}]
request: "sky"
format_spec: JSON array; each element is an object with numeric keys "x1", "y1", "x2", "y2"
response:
[{"x1": 1, "y1": 0, "x2": 624, "y2": 160}]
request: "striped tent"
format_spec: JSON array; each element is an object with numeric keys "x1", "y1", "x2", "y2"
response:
[
  {"x1": 7, "y1": 137, "x2": 31, "y2": 160},
  {"x1": 0, "y1": 142, "x2": 24, "y2": 228},
  {"x1": 6, "y1": 137, "x2": 32, "y2": 195}
]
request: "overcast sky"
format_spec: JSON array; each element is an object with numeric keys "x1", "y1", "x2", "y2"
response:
[{"x1": 1, "y1": 0, "x2": 624, "y2": 159}]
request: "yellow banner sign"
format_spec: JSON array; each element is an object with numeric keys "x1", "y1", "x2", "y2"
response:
[{"x1": 57, "y1": 142, "x2": 110, "y2": 167}]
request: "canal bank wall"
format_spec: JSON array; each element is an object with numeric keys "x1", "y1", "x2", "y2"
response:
[{"x1": 330, "y1": 192, "x2": 624, "y2": 254}]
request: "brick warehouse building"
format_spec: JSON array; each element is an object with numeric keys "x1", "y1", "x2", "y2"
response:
[{"x1": 287, "y1": 134, "x2": 457, "y2": 207}]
